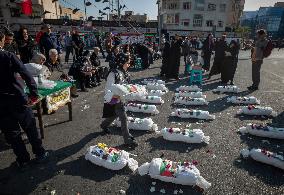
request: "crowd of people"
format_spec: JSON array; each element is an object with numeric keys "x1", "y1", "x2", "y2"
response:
[{"x1": 0, "y1": 23, "x2": 272, "y2": 171}]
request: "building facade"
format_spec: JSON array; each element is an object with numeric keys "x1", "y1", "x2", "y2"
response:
[
  {"x1": 59, "y1": 6, "x2": 85, "y2": 21},
  {"x1": 109, "y1": 11, "x2": 148, "y2": 23},
  {"x1": 158, "y1": 0, "x2": 245, "y2": 37}
]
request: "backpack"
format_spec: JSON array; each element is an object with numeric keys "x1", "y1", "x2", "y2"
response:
[{"x1": 263, "y1": 40, "x2": 274, "y2": 58}]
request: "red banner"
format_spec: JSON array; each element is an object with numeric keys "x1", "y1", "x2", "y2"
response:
[{"x1": 21, "y1": 0, "x2": 32, "y2": 16}]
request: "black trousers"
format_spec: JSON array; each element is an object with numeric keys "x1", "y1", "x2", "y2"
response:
[
  {"x1": 65, "y1": 46, "x2": 73, "y2": 63},
  {"x1": 202, "y1": 54, "x2": 211, "y2": 71},
  {"x1": 0, "y1": 105, "x2": 45, "y2": 164}
]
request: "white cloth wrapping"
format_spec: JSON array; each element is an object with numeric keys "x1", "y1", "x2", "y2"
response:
[
  {"x1": 237, "y1": 105, "x2": 277, "y2": 117},
  {"x1": 148, "y1": 90, "x2": 166, "y2": 97},
  {"x1": 126, "y1": 94, "x2": 164, "y2": 104},
  {"x1": 176, "y1": 85, "x2": 202, "y2": 92},
  {"x1": 125, "y1": 103, "x2": 159, "y2": 115},
  {"x1": 138, "y1": 158, "x2": 211, "y2": 190},
  {"x1": 33, "y1": 77, "x2": 57, "y2": 89},
  {"x1": 175, "y1": 91, "x2": 206, "y2": 99},
  {"x1": 114, "y1": 117, "x2": 158, "y2": 131},
  {"x1": 227, "y1": 96, "x2": 260, "y2": 105},
  {"x1": 213, "y1": 85, "x2": 240, "y2": 93},
  {"x1": 238, "y1": 124, "x2": 284, "y2": 139},
  {"x1": 85, "y1": 145, "x2": 138, "y2": 171},
  {"x1": 160, "y1": 128, "x2": 210, "y2": 144},
  {"x1": 146, "y1": 83, "x2": 169, "y2": 92},
  {"x1": 171, "y1": 109, "x2": 215, "y2": 120},
  {"x1": 241, "y1": 149, "x2": 284, "y2": 170},
  {"x1": 104, "y1": 84, "x2": 147, "y2": 103},
  {"x1": 174, "y1": 97, "x2": 208, "y2": 106},
  {"x1": 25, "y1": 63, "x2": 51, "y2": 79},
  {"x1": 142, "y1": 79, "x2": 165, "y2": 85}
]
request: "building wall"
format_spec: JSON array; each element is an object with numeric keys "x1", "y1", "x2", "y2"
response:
[
  {"x1": 159, "y1": 0, "x2": 244, "y2": 36},
  {"x1": 60, "y1": 6, "x2": 85, "y2": 20},
  {"x1": 109, "y1": 11, "x2": 148, "y2": 23}
]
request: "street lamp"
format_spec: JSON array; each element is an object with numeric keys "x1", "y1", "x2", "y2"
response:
[{"x1": 156, "y1": 0, "x2": 161, "y2": 47}]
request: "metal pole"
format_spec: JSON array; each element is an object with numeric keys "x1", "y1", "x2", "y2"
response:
[
  {"x1": 157, "y1": 0, "x2": 161, "y2": 48},
  {"x1": 84, "y1": 0, "x2": 87, "y2": 20},
  {"x1": 117, "y1": 0, "x2": 121, "y2": 26}
]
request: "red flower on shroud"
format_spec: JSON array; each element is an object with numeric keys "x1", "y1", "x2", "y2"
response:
[
  {"x1": 192, "y1": 160, "x2": 198, "y2": 166},
  {"x1": 248, "y1": 105, "x2": 254, "y2": 110},
  {"x1": 168, "y1": 128, "x2": 174, "y2": 133}
]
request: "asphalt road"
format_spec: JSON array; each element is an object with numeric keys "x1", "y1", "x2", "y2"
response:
[{"x1": 0, "y1": 50, "x2": 283, "y2": 195}]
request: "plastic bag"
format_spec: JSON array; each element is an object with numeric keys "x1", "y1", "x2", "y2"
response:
[
  {"x1": 227, "y1": 96, "x2": 260, "y2": 105},
  {"x1": 160, "y1": 128, "x2": 210, "y2": 144},
  {"x1": 237, "y1": 105, "x2": 277, "y2": 117},
  {"x1": 114, "y1": 117, "x2": 158, "y2": 131},
  {"x1": 125, "y1": 103, "x2": 159, "y2": 115},
  {"x1": 85, "y1": 144, "x2": 138, "y2": 171},
  {"x1": 138, "y1": 158, "x2": 211, "y2": 190},
  {"x1": 238, "y1": 123, "x2": 284, "y2": 139},
  {"x1": 213, "y1": 85, "x2": 239, "y2": 93},
  {"x1": 171, "y1": 109, "x2": 215, "y2": 120},
  {"x1": 174, "y1": 97, "x2": 208, "y2": 106},
  {"x1": 241, "y1": 148, "x2": 284, "y2": 170},
  {"x1": 176, "y1": 85, "x2": 202, "y2": 92}
]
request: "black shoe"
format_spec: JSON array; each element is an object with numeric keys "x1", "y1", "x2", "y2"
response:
[
  {"x1": 81, "y1": 89, "x2": 89, "y2": 92},
  {"x1": 71, "y1": 94, "x2": 79, "y2": 98},
  {"x1": 230, "y1": 81, "x2": 234, "y2": 85},
  {"x1": 35, "y1": 151, "x2": 49, "y2": 164},
  {"x1": 247, "y1": 86, "x2": 258, "y2": 91},
  {"x1": 100, "y1": 125, "x2": 111, "y2": 134},
  {"x1": 17, "y1": 161, "x2": 30, "y2": 172},
  {"x1": 124, "y1": 138, "x2": 138, "y2": 147}
]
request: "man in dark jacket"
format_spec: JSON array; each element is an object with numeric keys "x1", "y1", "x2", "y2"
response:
[
  {"x1": 0, "y1": 30, "x2": 48, "y2": 171},
  {"x1": 39, "y1": 24, "x2": 58, "y2": 59}
]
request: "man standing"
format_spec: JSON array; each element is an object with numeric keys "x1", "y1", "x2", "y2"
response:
[
  {"x1": 3, "y1": 31, "x2": 20, "y2": 58},
  {"x1": 72, "y1": 28, "x2": 84, "y2": 60},
  {"x1": 181, "y1": 37, "x2": 191, "y2": 66},
  {"x1": 248, "y1": 29, "x2": 269, "y2": 90},
  {"x1": 64, "y1": 31, "x2": 73, "y2": 64},
  {"x1": 95, "y1": 35, "x2": 106, "y2": 58},
  {"x1": 0, "y1": 30, "x2": 49, "y2": 171},
  {"x1": 39, "y1": 24, "x2": 58, "y2": 59}
]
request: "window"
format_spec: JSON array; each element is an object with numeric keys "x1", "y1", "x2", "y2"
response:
[
  {"x1": 10, "y1": 8, "x2": 21, "y2": 17},
  {"x1": 183, "y1": 2, "x2": 191, "y2": 10},
  {"x1": 182, "y1": 19, "x2": 190, "y2": 26},
  {"x1": 206, "y1": 20, "x2": 213, "y2": 27},
  {"x1": 220, "y1": 4, "x2": 226, "y2": 12},
  {"x1": 208, "y1": 3, "x2": 216, "y2": 11},
  {"x1": 193, "y1": 14, "x2": 203, "y2": 27},
  {"x1": 166, "y1": 14, "x2": 179, "y2": 24},
  {"x1": 168, "y1": 3, "x2": 178, "y2": 10},
  {"x1": 195, "y1": 0, "x2": 205, "y2": 11},
  {"x1": 218, "y1": 21, "x2": 224, "y2": 27}
]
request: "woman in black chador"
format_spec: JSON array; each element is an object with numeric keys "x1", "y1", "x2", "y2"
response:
[
  {"x1": 201, "y1": 33, "x2": 214, "y2": 71},
  {"x1": 160, "y1": 40, "x2": 171, "y2": 77},
  {"x1": 221, "y1": 40, "x2": 239, "y2": 85},
  {"x1": 166, "y1": 35, "x2": 182, "y2": 80}
]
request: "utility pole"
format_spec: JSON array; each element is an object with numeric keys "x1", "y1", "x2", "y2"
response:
[
  {"x1": 117, "y1": 0, "x2": 121, "y2": 26},
  {"x1": 156, "y1": 0, "x2": 161, "y2": 47}
]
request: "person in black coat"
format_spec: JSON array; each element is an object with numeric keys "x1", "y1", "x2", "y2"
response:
[
  {"x1": 39, "y1": 24, "x2": 58, "y2": 60},
  {"x1": 0, "y1": 30, "x2": 48, "y2": 170},
  {"x1": 201, "y1": 33, "x2": 214, "y2": 71},
  {"x1": 221, "y1": 40, "x2": 239, "y2": 85},
  {"x1": 160, "y1": 41, "x2": 170, "y2": 77},
  {"x1": 208, "y1": 35, "x2": 227, "y2": 79},
  {"x1": 17, "y1": 27, "x2": 36, "y2": 64},
  {"x1": 166, "y1": 35, "x2": 182, "y2": 80}
]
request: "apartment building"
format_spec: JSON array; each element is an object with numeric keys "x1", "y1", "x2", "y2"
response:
[
  {"x1": 158, "y1": 0, "x2": 245, "y2": 37},
  {"x1": 109, "y1": 11, "x2": 149, "y2": 23}
]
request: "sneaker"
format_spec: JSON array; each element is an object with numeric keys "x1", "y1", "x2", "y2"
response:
[
  {"x1": 247, "y1": 86, "x2": 258, "y2": 91},
  {"x1": 100, "y1": 125, "x2": 111, "y2": 134},
  {"x1": 35, "y1": 151, "x2": 49, "y2": 164}
]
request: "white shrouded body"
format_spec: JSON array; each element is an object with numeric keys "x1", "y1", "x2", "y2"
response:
[
  {"x1": 213, "y1": 85, "x2": 239, "y2": 93},
  {"x1": 171, "y1": 109, "x2": 215, "y2": 120},
  {"x1": 138, "y1": 158, "x2": 211, "y2": 190},
  {"x1": 142, "y1": 79, "x2": 165, "y2": 85},
  {"x1": 237, "y1": 106, "x2": 277, "y2": 117},
  {"x1": 241, "y1": 149, "x2": 284, "y2": 170},
  {"x1": 148, "y1": 90, "x2": 166, "y2": 97},
  {"x1": 227, "y1": 96, "x2": 260, "y2": 105},
  {"x1": 114, "y1": 117, "x2": 158, "y2": 131},
  {"x1": 175, "y1": 91, "x2": 206, "y2": 99},
  {"x1": 146, "y1": 83, "x2": 168, "y2": 92},
  {"x1": 125, "y1": 103, "x2": 159, "y2": 115},
  {"x1": 238, "y1": 124, "x2": 284, "y2": 139},
  {"x1": 85, "y1": 145, "x2": 138, "y2": 171},
  {"x1": 176, "y1": 85, "x2": 202, "y2": 92},
  {"x1": 161, "y1": 128, "x2": 210, "y2": 144},
  {"x1": 174, "y1": 97, "x2": 208, "y2": 106}
]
